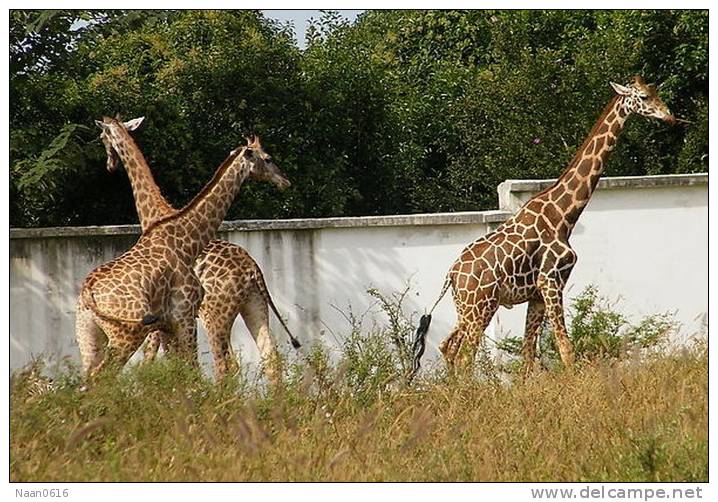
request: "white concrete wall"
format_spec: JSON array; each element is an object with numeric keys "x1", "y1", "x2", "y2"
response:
[
  {"x1": 9, "y1": 174, "x2": 707, "y2": 374},
  {"x1": 493, "y1": 175, "x2": 708, "y2": 347}
]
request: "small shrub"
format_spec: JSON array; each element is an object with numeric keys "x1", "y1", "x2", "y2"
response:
[
  {"x1": 569, "y1": 285, "x2": 627, "y2": 359},
  {"x1": 330, "y1": 284, "x2": 418, "y2": 404},
  {"x1": 366, "y1": 284, "x2": 416, "y2": 375},
  {"x1": 340, "y1": 326, "x2": 401, "y2": 405},
  {"x1": 498, "y1": 285, "x2": 677, "y2": 369},
  {"x1": 623, "y1": 312, "x2": 676, "y2": 350}
]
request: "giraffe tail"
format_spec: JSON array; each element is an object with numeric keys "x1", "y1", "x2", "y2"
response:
[
  {"x1": 409, "y1": 273, "x2": 453, "y2": 380},
  {"x1": 81, "y1": 287, "x2": 160, "y2": 326},
  {"x1": 253, "y1": 267, "x2": 302, "y2": 349}
]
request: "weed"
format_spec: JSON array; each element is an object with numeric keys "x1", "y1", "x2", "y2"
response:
[
  {"x1": 9, "y1": 285, "x2": 703, "y2": 482},
  {"x1": 10, "y1": 345, "x2": 705, "y2": 481}
]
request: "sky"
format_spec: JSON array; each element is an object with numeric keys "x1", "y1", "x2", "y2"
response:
[
  {"x1": 262, "y1": 10, "x2": 364, "y2": 49},
  {"x1": 70, "y1": 11, "x2": 364, "y2": 50}
]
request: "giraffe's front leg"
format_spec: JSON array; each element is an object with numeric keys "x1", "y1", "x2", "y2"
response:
[
  {"x1": 538, "y1": 243, "x2": 577, "y2": 369},
  {"x1": 537, "y1": 275, "x2": 574, "y2": 369}
]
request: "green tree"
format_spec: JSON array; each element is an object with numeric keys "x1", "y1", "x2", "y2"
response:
[
  {"x1": 332, "y1": 10, "x2": 708, "y2": 213},
  {"x1": 10, "y1": 10, "x2": 708, "y2": 228}
]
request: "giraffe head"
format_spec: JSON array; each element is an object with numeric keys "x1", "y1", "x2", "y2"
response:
[
  {"x1": 240, "y1": 135, "x2": 291, "y2": 190},
  {"x1": 94, "y1": 116, "x2": 145, "y2": 172},
  {"x1": 609, "y1": 76, "x2": 676, "y2": 125}
]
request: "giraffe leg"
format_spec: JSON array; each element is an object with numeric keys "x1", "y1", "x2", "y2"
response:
[
  {"x1": 538, "y1": 276, "x2": 574, "y2": 368},
  {"x1": 440, "y1": 300, "x2": 498, "y2": 374},
  {"x1": 455, "y1": 302, "x2": 499, "y2": 373},
  {"x1": 200, "y1": 308, "x2": 238, "y2": 379},
  {"x1": 89, "y1": 323, "x2": 146, "y2": 377},
  {"x1": 163, "y1": 270, "x2": 203, "y2": 367},
  {"x1": 75, "y1": 300, "x2": 107, "y2": 376},
  {"x1": 143, "y1": 331, "x2": 162, "y2": 362},
  {"x1": 522, "y1": 298, "x2": 546, "y2": 378},
  {"x1": 169, "y1": 316, "x2": 199, "y2": 368},
  {"x1": 439, "y1": 322, "x2": 464, "y2": 372},
  {"x1": 239, "y1": 290, "x2": 280, "y2": 384},
  {"x1": 158, "y1": 316, "x2": 198, "y2": 367}
]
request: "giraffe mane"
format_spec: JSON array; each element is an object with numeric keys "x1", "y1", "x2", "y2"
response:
[{"x1": 536, "y1": 94, "x2": 621, "y2": 198}]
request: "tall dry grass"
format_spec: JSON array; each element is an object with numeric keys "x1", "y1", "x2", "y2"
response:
[{"x1": 10, "y1": 339, "x2": 707, "y2": 482}]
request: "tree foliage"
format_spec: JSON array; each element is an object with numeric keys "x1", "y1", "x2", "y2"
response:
[{"x1": 10, "y1": 9, "x2": 708, "y2": 228}]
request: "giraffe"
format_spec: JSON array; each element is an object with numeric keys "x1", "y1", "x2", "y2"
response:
[
  {"x1": 411, "y1": 76, "x2": 676, "y2": 377},
  {"x1": 95, "y1": 117, "x2": 300, "y2": 380},
  {"x1": 75, "y1": 133, "x2": 280, "y2": 377}
]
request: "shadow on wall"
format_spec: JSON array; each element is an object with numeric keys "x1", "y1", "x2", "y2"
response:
[
  {"x1": 9, "y1": 221, "x2": 494, "y2": 376},
  {"x1": 222, "y1": 224, "x2": 473, "y2": 369},
  {"x1": 10, "y1": 233, "x2": 139, "y2": 371}
]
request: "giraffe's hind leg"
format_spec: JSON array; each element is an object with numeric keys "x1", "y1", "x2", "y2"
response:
[
  {"x1": 239, "y1": 287, "x2": 280, "y2": 384},
  {"x1": 455, "y1": 301, "x2": 499, "y2": 372},
  {"x1": 440, "y1": 301, "x2": 498, "y2": 374},
  {"x1": 200, "y1": 307, "x2": 238, "y2": 380},
  {"x1": 171, "y1": 316, "x2": 199, "y2": 367},
  {"x1": 439, "y1": 322, "x2": 465, "y2": 371},
  {"x1": 163, "y1": 269, "x2": 203, "y2": 368},
  {"x1": 439, "y1": 265, "x2": 499, "y2": 373},
  {"x1": 143, "y1": 331, "x2": 163, "y2": 362},
  {"x1": 522, "y1": 297, "x2": 546, "y2": 378},
  {"x1": 75, "y1": 300, "x2": 107, "y2": 376},
  {"x1": 89, "y1": 322, "x2": 146, "y2": 377}
]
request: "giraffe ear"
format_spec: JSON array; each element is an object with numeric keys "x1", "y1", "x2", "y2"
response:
[
  {"x1": 123, "y1": 117, "x2": 145, "y2": 131},
  {"x1": 610, "y1": 82, "x2": 631, "y2": 96},
  {"x1": 94, "y1": 120, "x2": 105, "y2": 129}
]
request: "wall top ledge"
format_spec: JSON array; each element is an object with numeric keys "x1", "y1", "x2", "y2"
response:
[
  {"x1": 10, "y1": 210, "x2": 513, "y2": 240},
  {"x1": 11, "y1": 174, "x2": 706, "y2": 240},
  {"x1": 500, "y1": 172, "x2": 707, "y2": 193}
]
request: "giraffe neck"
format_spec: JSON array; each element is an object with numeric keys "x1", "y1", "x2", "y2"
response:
[
  {"x1": 109, "y1": 128, "x2": 175, "y2": 231},
  {"x1": 548, "y1": 95, "x2": 629, "y2": 230},
  {"x1": 147, "y1": 148, "x2": 249, "y2": 261}
]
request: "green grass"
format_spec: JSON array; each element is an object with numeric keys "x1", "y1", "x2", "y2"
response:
[{"x1": 10, "y1": 342, "x2": 707, "y2": 482}]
